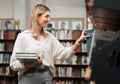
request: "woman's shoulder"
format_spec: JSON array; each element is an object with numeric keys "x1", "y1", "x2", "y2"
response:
[
  {"x1": 45, "y1": 30, "x2": 54, "y2": 37},
  {"x1": 45, "y1": 30, "x2": 58, "y2": 41},
  {"x1": 20, "y1": 30, "x2": 29, "y2": 34},
  {"x1": 17, "y1": 30, "x2": 30, "y2": 37},
  {"x1": 21, "y1": 29, "x2": 29, "y2": 33}
]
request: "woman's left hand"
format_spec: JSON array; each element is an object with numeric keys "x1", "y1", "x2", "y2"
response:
[{"x1": 77, "y1": 29, "x2": 90, "y2": 43}]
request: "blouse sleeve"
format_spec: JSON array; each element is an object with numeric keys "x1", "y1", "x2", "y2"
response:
[
  {"x1": 10, "y1": 33, "x2": 25, "y2": 71},
  {"x1": 52, "y1": 34, "x2": 76, "y2": 60}
]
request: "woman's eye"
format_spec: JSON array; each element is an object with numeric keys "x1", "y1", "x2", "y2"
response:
[{"x1": 45, "y1": 15, "x2": 50, "y2": 18}]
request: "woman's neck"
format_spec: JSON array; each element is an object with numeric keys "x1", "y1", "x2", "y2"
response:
[{"x1": 30, "y1": 27, "x2": 41, "y2": 40}]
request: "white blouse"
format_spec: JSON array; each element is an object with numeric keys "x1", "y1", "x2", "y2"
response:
[{"x1": 10, "y1": 30, "x2": 75, "y2": 78}]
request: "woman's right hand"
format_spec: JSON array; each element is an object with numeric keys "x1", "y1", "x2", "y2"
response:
[{"x1": 34, "y1": 56, "x2": 43, "y2": 66}]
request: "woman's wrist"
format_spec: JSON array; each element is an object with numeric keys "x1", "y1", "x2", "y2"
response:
[{"x1": 72, "y1": 39, "x2": 81, "y2": 51}]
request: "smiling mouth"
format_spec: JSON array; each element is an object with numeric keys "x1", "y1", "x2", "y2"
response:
[{"x1": 43, "y1": 23, "x2": 48, "y2": 27}]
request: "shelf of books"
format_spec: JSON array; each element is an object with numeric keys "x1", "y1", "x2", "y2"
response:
[
  {"x1": 0, "y1": 29, "x2": 21, "y2": 84},
  {"x1": 47, "y1": 28, "x2": 89, "y2": 84},
  {"x1": 53, "y1": 77, "x2": 85, "y2": 84},
  {"x1": 53, "y1": 54, "x2": 88, "y2": 84}
]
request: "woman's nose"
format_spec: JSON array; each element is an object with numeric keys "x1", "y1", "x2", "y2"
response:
[{"x1": 47, "y1": 17, "x2": 51, "y2": 22}]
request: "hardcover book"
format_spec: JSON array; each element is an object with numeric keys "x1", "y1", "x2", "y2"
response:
[{"x1": 16, "y1": 53, "x2": 38, "y2": 63}]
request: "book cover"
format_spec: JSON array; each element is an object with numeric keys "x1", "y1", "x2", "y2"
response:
[
  {"x1": 82, "y1": 29, "x2": 94, "y2": 64},
  {"x1": 86, "y1": 29, "x2": 94, "y2": 56},
  {"x1": 16, "y1": 53, "x2": 37, "y2": 58}
]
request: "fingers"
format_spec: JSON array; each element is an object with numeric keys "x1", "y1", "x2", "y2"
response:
[
  {"x1": 37, "y1": 56, "x2": 42, "y2": 61},
  {"x1": 85, "y1": 34, "x2": 91, "y2": 38},
  {"x1": 38, "y1": 56, "x2": 41, "y2": 60},
  {"x1": 37, "y1": 56, "x2": 43, "y2": 64},
  {"x1": 38, "y1": 60, "x2": 42, "y2": 64},
  {"x1": 24, "y1": 58, "x2": 43, "y2": 68},
  {"x1": 34, "y1": 60, "x2": 42, "y2": 66},
  {"x1": 82, "y1": 29, "x2": 91, "y2": 37},
  {"x1": 78, "y1": 29, "x2": 91, "y2": 42},
  {"x1": 82, "y1": 29, "x2": 86, "y2": 35}
]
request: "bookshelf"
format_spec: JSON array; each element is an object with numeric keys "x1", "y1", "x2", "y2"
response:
[
  {"x1": 0, "y1": 29, "x2": 21, "y2": 84},
  {"x1": 53, "y1": 40, "x2": 88, "y2": 84},
  {"x1": 47, "y1": 28, "x2": 89, "y2": 84}
]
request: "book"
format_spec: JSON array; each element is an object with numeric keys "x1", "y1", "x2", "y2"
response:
[
  {"x1": 72, "y1": 30, "x2": 81, "y2": 40},
  {"x1": 86, "y1": 29, "x2": 94, "y2": 56},
  {"x1": 16, "y1": 53, "x2": 37, "y2": 59},
  {"x1": 16, "y1": 53, "x2": 38, "y2": 63}
]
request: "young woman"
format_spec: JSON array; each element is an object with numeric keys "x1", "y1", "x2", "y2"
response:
[{"x1": 10, "y1": 4, "x2": 89, "y2": 84}]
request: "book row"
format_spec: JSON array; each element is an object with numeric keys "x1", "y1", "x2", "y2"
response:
[
  {"x1": 0, "y1": 30, "x2": 20, "y2": 40},
  {"x1": 0, "y1": 54, "x2": 10, "y2": 64},
  {"x1": 0, "y1": 78, "x2": 16, "y2": 84},
  {"x1": 52, "y1": 80, "x2": 83, "y2": 84},
  {"x1": 61, "y1": 42, "x2": 81, "y2": 53},
  {"x1": 54, "y1": 67, "x2": 82, "y2": 77},
  {"x1": 0, "y1": 66, "x2": 10, "y2": 76},
  {"x1": 49, "y1": 29, "x2": 81, "y2": 40},
  {"x1": 0, "y1": 43, "x2": 14, "y2": 52},
  {"x1": 55, "y1": 55, "x2": 77, "y2": 65}
]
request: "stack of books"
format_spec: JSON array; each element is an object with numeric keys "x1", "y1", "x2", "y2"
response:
[{"x1": 16, "y1": 53, "x2": 38, "y2": 63}]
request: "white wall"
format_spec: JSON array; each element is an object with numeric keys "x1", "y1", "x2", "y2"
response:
[
  {"x1": 0, "y1": 0, "x2": 87, "y2": 30},
  {"x1": 13, "y1": 0, "x2": 26, "y2": 30},
  {"x1": 0, "y1": 0, "x2": 14, "y2": 18},
  {"x1": 44, "y1": 0, "x2": 87, "y2": 28},
  {"x1": 44, "y1": 0, "x2": 86, "y2": 18}
]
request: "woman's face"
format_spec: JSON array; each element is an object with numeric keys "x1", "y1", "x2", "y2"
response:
[{"x1": 37, "y1": 11, "x2": 50, "y2": 28}]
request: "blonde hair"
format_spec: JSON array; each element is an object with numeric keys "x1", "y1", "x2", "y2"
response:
[{"x1": 30, "y1": 4, "x2": 50, "y2": 38}]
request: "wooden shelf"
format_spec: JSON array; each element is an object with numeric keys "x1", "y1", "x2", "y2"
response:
[
  {"x1": 0, "y1": 30, "x2": 20, "y2": 84},
  {"x1": 59, "y1": 39, "x2": 76, "y2": 42},
  {"x1": 53, "y1": 76, "x2": 85, "y2": 80},
  {"x1": 75, "y1": 52, "x2": 88, "y2": 56},
  {"x1": 55, "y1": 64, "x2": 88, "y2": 68},
  {"x1": 0, "y1": 63, "x2": 9, "y2": 66},
  {"x1": 0, "y1": 51, "x2": 12, "y2": 54},
  {"x1": 0, "y1": 39, "x2": 15, "y2": 43},
  {"x1": 0, "y1": 75, "x2": 16, "y2": 78}
]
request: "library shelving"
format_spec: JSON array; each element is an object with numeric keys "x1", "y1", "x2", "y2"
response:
[
  {"x1": 49, "y1": 29, "x2": 89, "y2": 84},
  {"x1": 0, "y1": 30, "x2": 21, "y2": 84}
]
